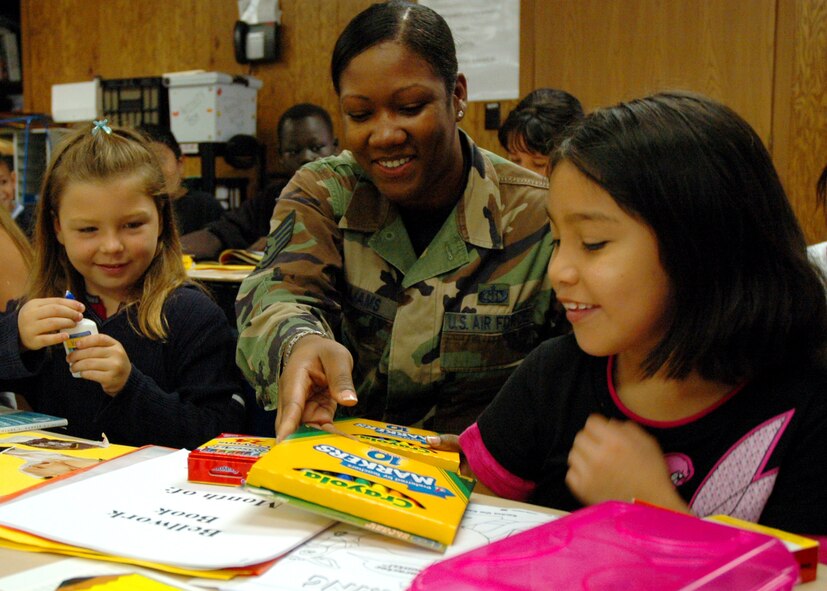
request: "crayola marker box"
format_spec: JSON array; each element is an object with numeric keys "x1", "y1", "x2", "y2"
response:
[
  {"x1": 244, "y1": 425, "x2": 475, "y2": 551},
  {"x1": 330, "y1": 418, "x2": 460, "y2": 472},
  {"x1": 188, "y1": 433, "x2": 276, "y2": 486}
]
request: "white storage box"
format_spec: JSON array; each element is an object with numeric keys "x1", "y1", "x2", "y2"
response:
[{"x1": 164, "y1": 72, "x2": 262, "y2": 143}]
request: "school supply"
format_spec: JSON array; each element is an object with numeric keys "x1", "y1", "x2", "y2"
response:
[
  {"x1": 188, "y1": 433, "x2": 276, "y2": 486},
  {"x1": 244, "y1": 422, "x2": 475, "y2": 552},
  {"x1": 0, "y1": 448, "x2": 333, "y2": 576},
  {"x1": 707, "y1": 514, "x2": 820, "y2": 583},
  {"x1": 0, "y1": 430, "x2": 132, "y2": 500},
  {"x1": 63, "y1": 289, "x2": 99, "y2": 378},
  {"x1": 217, "y1": 248, "x2": 263, "y2": 266},
  {"x1": 0, "y1": 557, "x2": 204, "y2": 591},
  {"x1": 0, "y1": 406, "x2": 68, "y2": 433},
  {"x1": 408, "y1": 501, "x2": 800, "y2": 590},
  {"x1": 323, "y1": 418, "x2": 460, "y2": 471}
]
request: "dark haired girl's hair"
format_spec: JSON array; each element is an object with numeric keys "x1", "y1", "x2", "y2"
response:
[
  {"x1": 553, "y1": 91, "x2": 827, "y2": 382},
  {"x1": 331, "y1": 0, "x2": 457, "y2": 95}
]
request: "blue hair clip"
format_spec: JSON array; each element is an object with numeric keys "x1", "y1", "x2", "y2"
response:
[{"x1": 92, "y1": 119, "x2": 112, "y2": 136}]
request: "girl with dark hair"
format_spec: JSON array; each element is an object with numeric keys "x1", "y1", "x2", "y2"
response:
[
  {"x1": 498, "y1": 88, "x2": 584, "y2": 176},
  {"x1": 435, "y1": 92, "x2": 827, "y2": 535},
  {"x1": 236, "y1": 1, "x2": 561, "y2": 439},
  {"x1": 0, "y1": 121, "x2": 245, "y2": 448}
]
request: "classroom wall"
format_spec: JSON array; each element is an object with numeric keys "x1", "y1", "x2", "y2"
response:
[{"x1": 20, "y1": 0, "x2": 827, "y2": 242}]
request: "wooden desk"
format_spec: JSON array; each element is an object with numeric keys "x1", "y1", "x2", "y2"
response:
[{"x1": 0, "y1": 494, "x2": 822, "y2": 589}]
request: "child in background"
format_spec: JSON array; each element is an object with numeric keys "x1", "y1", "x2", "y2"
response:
[
  {"x1": 439, "y1": 92, "x2": 827, "y2": 535},
  {"x1": 180, "y1": 103, "x2": 339, "y2": 260},
  {"x1": 137, "y1": 124, "x2": 224, "y2": 236},
  {"x1": 0, "y1": 120, "x2": 245, "y2": 449},
  {"x1": 497, "y1": 88, "x2": 583, "y2": 176},
  {"x1": 0, "y1": 205, "x2": 31, "y2": 312},
  {"x1": 0, "y1": 155, "x2": 16, "y2": 214}
]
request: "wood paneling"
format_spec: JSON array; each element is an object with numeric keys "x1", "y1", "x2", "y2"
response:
[
  {"x1": 18, "y1": 0, "x2": 827, "y2": 241},
  {"x1": 774, "y1": 0, "x2": 827, "y2": 243},
  {"x1": 532, "y1": 0, "x2": 776, "y2": 140}
]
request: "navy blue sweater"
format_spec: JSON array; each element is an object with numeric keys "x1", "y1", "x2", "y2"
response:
[{"x1": 0, "y1": 285, "x2": 245, "y2": 449}]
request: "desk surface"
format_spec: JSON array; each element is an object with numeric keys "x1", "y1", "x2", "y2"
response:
[
  {"x1": 187, "y1": 267, "x2": 251, "y2": 283},
  {"x1": 0, "y1": 493, "x2": 822, "y2": 589}
]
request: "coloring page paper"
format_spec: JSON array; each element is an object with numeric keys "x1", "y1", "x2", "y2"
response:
[{"x1": 210, "y1": 502, "x2": 557, "y2": 591}]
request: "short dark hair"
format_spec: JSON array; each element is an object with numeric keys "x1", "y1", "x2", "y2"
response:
[
  {"x1": 817, "y1": 162, "x2": 827, "y2": 210},
  {"x1": 276, "y1": 103, "x2": 334, "y2": 143},
  {"x1": 0, "y1": 155, "x2": 13, "y2": 172},
  {"x1": 498, "y1": 89, "x2": 583, "y2": 155},
  {"x1": 331, "y1": 0, "x2": 457, "y2": 96},
  {"x1": 136, "y1": 124, "x2": 181, "y2": 159},
  {"x1": 553, "y1": 91, "x2": 827, "y2": 382}
]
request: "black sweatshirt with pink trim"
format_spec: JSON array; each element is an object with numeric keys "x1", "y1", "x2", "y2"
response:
[
  {"x1": 0, "y1": 285, "x2": 245, "y2": 449},
  {"x1": 460, "y1": 335, "x2": 827, "y2": 534}
]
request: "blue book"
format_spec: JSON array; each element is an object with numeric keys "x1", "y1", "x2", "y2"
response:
[{"x1": 0, "y1": 406, "x2": 67, "y2": 433}]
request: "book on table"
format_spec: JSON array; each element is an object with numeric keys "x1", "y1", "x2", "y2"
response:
[
  {"x1": 217, "y1": 248, "x2": 263, "y2": 266},
  {"x1": 185, "y1": 249, "x2": 263, "y2": 273},
  {"x1": 0, "y1": 406, "x2": 67, "y2": 433}
]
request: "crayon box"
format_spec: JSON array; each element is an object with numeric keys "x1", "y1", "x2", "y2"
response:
[
  {"x1": 244, "y1": 423, "x2": 475, "y2": 551},
  {"x1": 325, "y1": 418, "x2": 460, "y2": 472},
  {"x1": 188, "y1": 433, "x2": 276, "y2": 486}
]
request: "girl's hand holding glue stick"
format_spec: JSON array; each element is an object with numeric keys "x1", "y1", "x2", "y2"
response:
[
  {"x1": 61, "y1": 290, "x2": 99, "y2": 378},
  {"x1": 16, "y1": 290, "x2": 86, "y2": 352}
]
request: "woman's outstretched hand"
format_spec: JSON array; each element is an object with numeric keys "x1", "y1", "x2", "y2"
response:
[{"x1": 275, "y1": 334, "x2": 358, "y2": 442}]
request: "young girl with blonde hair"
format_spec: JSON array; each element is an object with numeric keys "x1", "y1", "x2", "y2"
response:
[{"x1": 0, "y1": 121, "x2": 244, "y2": 448}]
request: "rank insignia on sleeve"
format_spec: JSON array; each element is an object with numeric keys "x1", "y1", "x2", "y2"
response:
[{"x1": 259, "y1": 209, "x2": 297, "y2": 269}]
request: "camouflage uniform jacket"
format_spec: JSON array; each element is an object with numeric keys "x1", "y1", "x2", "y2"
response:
[{"x1": 236, "y1": 133, "x2": 559, "y2": 433}]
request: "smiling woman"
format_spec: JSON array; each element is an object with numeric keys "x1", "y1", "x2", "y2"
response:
[{"x1": 236, "y1": 0, "x2": 564, "y2": 440}]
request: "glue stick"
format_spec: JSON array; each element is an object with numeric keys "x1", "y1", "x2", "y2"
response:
[{"x1": 63, "y1": 290, "x2": 98, "y2": 378}]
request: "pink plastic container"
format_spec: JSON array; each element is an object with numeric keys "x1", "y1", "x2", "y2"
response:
[{"x1": 408, "y1": 501, "x2": 799, "y2": 591}]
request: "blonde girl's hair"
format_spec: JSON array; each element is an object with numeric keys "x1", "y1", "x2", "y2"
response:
[
  {"x1": 29, "y1": 123, "x2": 187, "y2": 340},
  {"x1": 0, "y1": 205, "x2": 33, "y2": 269}
]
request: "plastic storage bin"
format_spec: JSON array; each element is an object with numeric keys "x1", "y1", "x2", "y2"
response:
[
  {"x1": 101, "y1": 76, "x2": 169, "y2": 128},
  {"x1": 408, "y1": 501, "x2": 799, "y2": 591},
  {"x1": 164, "y1": 72, "x2": 261, "y2": 143}
]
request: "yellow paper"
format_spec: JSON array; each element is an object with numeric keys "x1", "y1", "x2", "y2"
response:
[
  {"x1": 0, "y1": 431, "x2": 135, "y2": 500},
  {"x1": 0, "y1": 526, "x2": 249, "y2": 580}
]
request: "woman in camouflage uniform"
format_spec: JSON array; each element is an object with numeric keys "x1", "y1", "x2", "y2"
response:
[{"x1": 236, "y1": 0, "x2": 563, "y2": 439}]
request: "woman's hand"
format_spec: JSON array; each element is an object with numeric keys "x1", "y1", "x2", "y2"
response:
[
  {"x1": 565, "y1": 414, "x2": 689, "y2": 513},
  {"x1": 66, "y1": 333, "x2": 132, "y2": 396},
  {"x1": 17, "y1": 297, "x2": 85, "y2": 352},
  {"x1": 276, "y1": 335, "x2": 358, "y2": 441}
]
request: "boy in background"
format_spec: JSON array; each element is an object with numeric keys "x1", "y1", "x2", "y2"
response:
[
  {"x1": 180, "y1": 103, "x2": 338, "y2": 260},
  {"x1": 137, "y1": 124, "x2": 225, "y2": 236}
]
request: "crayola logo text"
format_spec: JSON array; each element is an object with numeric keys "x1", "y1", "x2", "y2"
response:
[{"x1": 302, "y1": 470, "x2": 414, "y2": 509}]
